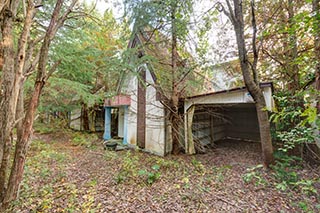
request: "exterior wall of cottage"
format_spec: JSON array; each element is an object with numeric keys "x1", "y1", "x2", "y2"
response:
[
  {"x1": 122, "y1": 67, "x2": 166, "y2": 156},
  {"x1": 144, "y1": 69, "x2": 166, "y2": 156},
  {"x1": 123, "y1": 73, "x2": 138, "y2": 147}
]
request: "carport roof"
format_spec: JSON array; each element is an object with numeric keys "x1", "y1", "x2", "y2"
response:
[
  {"x1": 183, "y1": 82, "x2": 274, "y2": 111},
  {"x1": 185, "y1": 82, "x2": 273, "y2": 100}
]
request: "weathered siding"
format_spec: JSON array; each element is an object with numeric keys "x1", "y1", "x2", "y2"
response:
[
  {"x1": 192, "y1": 108, "x2": 228, "y2": 145},
  {"x1": 145, "y1": 69, "x2": 166, "y2": 156},
  {"x1": 211, "y1": 113, "x2": 227, "y2": 141},
  {"x1": 118, "y1": 107, "x2": 125, "y2": 137},
  {"x1": 122, "y1": 67, "x2": 166, "y2": 156},
  {"x1": 193, "y1": 112, "x2": 211, "y2": 146},
  {"x1": 124, "y1": 73, "x2": 138, "y2": 146}
]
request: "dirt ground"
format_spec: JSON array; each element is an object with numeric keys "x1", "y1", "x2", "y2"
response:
[{"x1": 8, "y1": 132, "x2": 320, "y2": 212}]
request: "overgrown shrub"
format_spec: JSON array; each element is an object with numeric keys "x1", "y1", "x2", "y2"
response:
[
  {"x1": 71, "y1": 132, "x2": 98, "y2": 147},
  {"x1": 269, "y1": 92, "x2": 319, "y2": 194}
]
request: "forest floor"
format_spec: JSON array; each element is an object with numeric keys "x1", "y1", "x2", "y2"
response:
[{"x1": 7, "y1": 127, "x2": 320, "y2": 213}]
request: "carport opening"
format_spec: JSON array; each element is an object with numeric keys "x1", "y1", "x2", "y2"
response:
[{"x1": 192, "y1": 103, "x2": 261, "y2": 153}]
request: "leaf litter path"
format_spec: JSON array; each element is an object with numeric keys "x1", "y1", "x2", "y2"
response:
[{"x1": 13, "y1": 133, "x2": 320, "y2": 212}]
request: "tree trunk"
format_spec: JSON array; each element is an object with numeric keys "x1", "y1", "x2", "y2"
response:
[
  {"x1": 82, "y1": 103, "x2": 90, "y2": 131},
  {"x1": 170, "y1": 1, "x2": 182, "y2": 154},
  {"x1": 287, "y1": 0, "x2": 299, "y2": 92},
  {"x1": 312, "y1": 0, "x2": 320, "y2": 150},
  {"x1": 0, "y1": 0, "x2": 76, "y2": 209},
  {"x1": 313, "y1": 0, "x2": 320, "y2": 113},
  {"x1": 2, "y1": 82, "x2": 42, "y2": 206},
  {"x1": 225, "y1": 0, "x2": 274, "y2": 167},
  {"x1": 0, "y1": 0, "x2": 20, "y2": 201}
]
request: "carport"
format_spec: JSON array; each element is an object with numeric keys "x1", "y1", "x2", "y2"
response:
[{"x1": 184, "y1": 82, "x2": 274, "y2": 154}]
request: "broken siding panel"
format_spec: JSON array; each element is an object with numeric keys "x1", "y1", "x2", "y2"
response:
[{"x1": 193, "y1": 113, "x2": 211, "y2": 146}]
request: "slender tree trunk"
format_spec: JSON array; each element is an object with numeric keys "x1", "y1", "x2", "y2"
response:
[
  {"x1": 313, "y1": 0, "x2": 320, "y2": 113},
  {"x1": 312, "y1": 0, "x2": 320, "y2": 150},
  {"x1": 170, "y1": 2, "x2": 181, "y2": 154},
  {"x1": 82, "y1": 103, "x2": 90, "y2": 131},
  {"x1": 16, "y1": 87, "x2": 25, "y2": 141},
  {"x1": 225, "y1": 0, "x2": 274, "y2": 167},
  {"x1": 287, "y1": 0, "x2": 299, "y2": 91},
  {"x1": 2, "y1": 83, "x2": 42, "y2": 206}
]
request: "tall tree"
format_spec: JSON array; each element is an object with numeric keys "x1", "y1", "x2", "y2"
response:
[
  {"x1": 313, "y1": 0, "x2": 320, "y2": 113},
  {"x1": 45, "y1": 9, "x2": 128, "y2": 130},
  {"x1": 0, "y1": 0, "x2": 78, "y2": 209},
  {"x1": 221, "y1": 0, "x2": 274, "y2": 167},
  {"x1": 125, "y1": 0, "x2": 203, "y2": 154},
  {"x1": 312, "y1": 0, "x2": 320, "y2": 150}
]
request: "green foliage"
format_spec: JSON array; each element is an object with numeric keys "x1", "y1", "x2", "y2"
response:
[
  {"x1": 191, "y1": 157, "x2": 205, "y2": 174},
  {"x1": 71, "y1": 132, "x2": 98, "y2": 147},
  {"x1": 138, "y1": 164, "x2": 161, "y2": 185},
  {"x1": 33, "y1": 119, "x2": 69, "y2": 134},
  {"x1": 153, "y1": 157, "x2": 180, "y2": 169},
  {"x1": 298, "y1": 201, "x2": 309, "y2": 212},
  {"x1": 115, "y1": 151, "x2": 140, "y2": 184},
  {"x1": 277, "y1": 126, "x2": 315, "y2": 152},
  {"x1": 271, "y1": 152, "x2": 300, "y2": 191},
  {"x1": 212, "y1": 165, "x2": 232, "y2": 183},
  {"x1": 271, "y1": 92, "x2": 319, "y2": 153},
  {"x1": 10, "y1": 139, "x2": 69, "y2": 211},
  {"x1": 103, "y1": 150, "x2": 118, "y2": 161},
  {"x1": 270, "y1": 152, "x2": 317, "y2": 195},
  {"x1": 270, "y1": 93, "x2": 304, "y2": 129},
  {"x1": 292, "y1": 179, "x2": 317, "y2": 195},
  {"x1": 114, "y1": 152, "x2": 164, "y2": 185},
  {"x1": 242, "y1": 164, "x2": 267, "y2": 186},
  {"x1": 38, "y1": 7, "x2": 129, "y2": 114}
]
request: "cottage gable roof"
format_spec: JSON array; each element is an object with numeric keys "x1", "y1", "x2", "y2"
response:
[{"x1": 125, "y1": 28, "x2": 206, "y2": 100}]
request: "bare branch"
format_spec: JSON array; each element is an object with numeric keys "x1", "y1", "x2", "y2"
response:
[
  {"x1": 45, "y1": 60, "x2": 62, "y2": 82},
  {"x1": 51, "y1": 0, "x2": 78, "y2": 40},
  {"x1": 224, "y1": 0, "x2": 236, "y2": 25}
]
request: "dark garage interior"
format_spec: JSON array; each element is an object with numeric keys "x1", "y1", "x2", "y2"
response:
[{"x1": 191, "y1": 103, "x2": 261, "y2": 152}]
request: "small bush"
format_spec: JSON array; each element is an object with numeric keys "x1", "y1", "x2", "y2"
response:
[
  {"x1": 138, "y1": 164, "x2": 161, "y2": 185},
  {"x1": 71, "y1": 132, "x2": 98, "y2": 147},
  {"x1": 242, "y1": 164, "x2": 267, "y2": 186}
]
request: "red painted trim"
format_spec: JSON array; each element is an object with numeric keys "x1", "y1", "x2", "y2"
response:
[{"x1": 104, "y1": 95, "x2": 131, "y2": 107}]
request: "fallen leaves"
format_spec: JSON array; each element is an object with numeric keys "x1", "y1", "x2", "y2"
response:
[{"x1": 8, "y1": 134, "x2": 320, "y2": 212}]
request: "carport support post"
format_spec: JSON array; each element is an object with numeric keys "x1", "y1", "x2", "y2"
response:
[
  {"x1": 103, "y1": 107, "x2": 112, "y2": 140},
  {"x1": 123, "y1": 106, "x2": 128, "y2": 144},
  {"x1": 185, "y1": 105, "x2": 195, "y2": 154}
]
